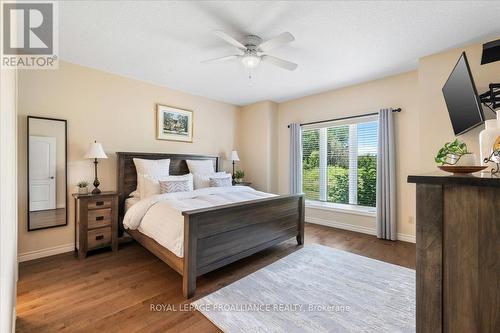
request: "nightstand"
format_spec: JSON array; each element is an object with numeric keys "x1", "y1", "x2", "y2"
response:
[{"x1": 73, "y1": 191, "x2": 118, "y2": 259}]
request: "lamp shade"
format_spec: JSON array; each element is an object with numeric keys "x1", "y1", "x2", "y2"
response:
[
  {"x1": 229, "y1": 150, "x2": 240, "y2": 161},
  {"x1": 84, "y1": 141, "x2": 108, "y2": 159}
]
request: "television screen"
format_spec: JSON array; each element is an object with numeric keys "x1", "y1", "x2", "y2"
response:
[{"x1": 442, "y1": 52, "x2": 484, "y2": 135}]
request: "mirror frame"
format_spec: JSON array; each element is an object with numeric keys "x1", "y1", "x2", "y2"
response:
[{"x1": 27, "y1": 116, "x2": 68, "y2": 231}]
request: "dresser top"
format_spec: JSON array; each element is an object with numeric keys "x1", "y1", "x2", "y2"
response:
[
  {"x1": 72, "y1": 191, "x2": 118, "y2": 198},
  {"x1": 408, "y1": 171, "x2": 500, "y2": 187}
]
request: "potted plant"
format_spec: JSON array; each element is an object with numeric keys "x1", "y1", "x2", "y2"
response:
[
  {"x1": 234, "y1": 170, "x2": 245, "y2": 183},
  {"x1": 435, "y1": 139, "x2": 476, "y2": 166},
  {"x1": 77, "y1": 181, "x2": 89, "y2": 194}
]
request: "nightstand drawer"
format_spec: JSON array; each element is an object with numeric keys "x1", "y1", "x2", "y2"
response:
[
  {"x1": 88, "y1": 208, "x2": 112, "y2": 229},
  {"x1": 88, "y1": 227, "x2": 111, "y2": 249},
  {"x1": 88, "y1": 198, "x2": 112, "y2": 210}
]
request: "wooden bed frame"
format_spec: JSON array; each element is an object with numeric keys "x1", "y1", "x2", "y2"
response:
[{"x1": 117, "y1": 152, "x2": 305, "y2": 298}]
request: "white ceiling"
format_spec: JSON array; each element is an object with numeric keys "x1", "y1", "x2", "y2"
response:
[{"x1": 59, "y1": 1, "x2": 500, "y2": 106}]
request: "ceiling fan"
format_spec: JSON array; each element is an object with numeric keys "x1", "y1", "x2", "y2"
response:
[{"x1": 202, "y1": 31, "x2": 297, "y2": 71}]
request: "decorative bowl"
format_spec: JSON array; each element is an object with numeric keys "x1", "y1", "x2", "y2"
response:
[{"x1": 438, "y1": 165, "x2": 487, "y2": 174}]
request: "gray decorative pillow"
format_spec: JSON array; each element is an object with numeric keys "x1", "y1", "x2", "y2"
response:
[
  {"x1": 159, "y1": 179, "x2": 191, "y2": 193},
  {"x1": 209, "y1": 174, "x2": 232, "y2": 187}
]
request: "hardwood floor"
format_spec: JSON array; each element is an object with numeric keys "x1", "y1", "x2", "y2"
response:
[
  {"x1": 29, "y1": 208, "x2": 66, "y2": 229},
  {"x1": 16, "y1": 223, "x2": 415, "y2": 333}
]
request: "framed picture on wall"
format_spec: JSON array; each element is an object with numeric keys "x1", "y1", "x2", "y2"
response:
[{"x1": 156, "y1": 104, "x2": 193, "y2": 142}]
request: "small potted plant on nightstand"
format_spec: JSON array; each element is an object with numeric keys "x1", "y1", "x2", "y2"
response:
[
  {"x1": 77, "y1": 181, "x2": 89, "y2": 194},
  {"x1": 234, "y1": 170, "x2": 245, "y2": 184}
]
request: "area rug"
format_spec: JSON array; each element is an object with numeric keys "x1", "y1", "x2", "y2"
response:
[{"x1": 193, "y1": 244, "x2": 415, "y2": 333}]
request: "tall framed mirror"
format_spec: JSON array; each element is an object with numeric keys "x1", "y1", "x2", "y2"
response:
[{"x1": 27, "y1": 116, "x2": 68, "y2": 231}]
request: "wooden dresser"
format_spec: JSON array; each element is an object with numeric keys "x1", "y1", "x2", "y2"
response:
[
  {"x1": 408, "y1": 172, "x2": 499, "y2": 333},
  {"x1": 73, "y1": 191, "x2": 118, "y2": 259}
]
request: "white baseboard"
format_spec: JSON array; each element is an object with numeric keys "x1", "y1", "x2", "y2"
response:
[
  {"x1": 18, "y1": 243, "x2": 74, "y2": 263},
  {"x1": 306, "y1": 216, "x2": 416, "y2": 243},
  {"x1": 306, "y1": 216, "x2": 376, "y2": 235},
  {"x1": 395, "y1": 233, "x2": 416, "y2": 243}
]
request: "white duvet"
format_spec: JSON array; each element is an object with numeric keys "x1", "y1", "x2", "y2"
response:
[{"x1": 123, "y1": 186, "x2": 275, "y2": 258}]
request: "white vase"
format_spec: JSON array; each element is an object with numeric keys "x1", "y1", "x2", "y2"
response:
[
  {"x1": 455, "y1": 153, "x2": 477, "y2": 166},
  {"x1": 479, "y1": 111, "x2": 500, "y2": 166}
]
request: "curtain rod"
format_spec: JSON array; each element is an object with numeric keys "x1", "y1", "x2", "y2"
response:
[{"x1": 287, "y1": 108, "x2": 401, "y2": 128}]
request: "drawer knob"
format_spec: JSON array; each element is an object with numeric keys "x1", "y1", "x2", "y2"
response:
[
  {"x1": 96, "y1": 216, "x2": 104, "y2": 221},
  {"x1": 96, "y1": 201, "x2": 104, "y2": 206},
  {"x1": 96, "y1": 235, "x2": 104, "y2": 240}
]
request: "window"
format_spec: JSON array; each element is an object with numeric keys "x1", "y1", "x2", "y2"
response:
[{"x1": 302, "y1": 116, "x2": 378, "y2": 208}]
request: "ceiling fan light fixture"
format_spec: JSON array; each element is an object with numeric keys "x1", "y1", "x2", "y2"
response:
[
  {"x1": 241, "y1": 54, "x2": 261, "y2": 69},
  {"x1": 203, "y1": 31, "x2": 297, "y2": 72}
]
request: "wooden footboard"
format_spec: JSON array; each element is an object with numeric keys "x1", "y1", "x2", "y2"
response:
[{"x1": 182, "y1": 194, "x2": 304, "y2": 298}]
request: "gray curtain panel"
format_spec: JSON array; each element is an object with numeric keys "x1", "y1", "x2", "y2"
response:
[
  {"x1": 376, "y1": 108, "x2": 397, "y2": 240},
  {"x1": 289, "y1": 123, "x2": 303, "y2": 194}
]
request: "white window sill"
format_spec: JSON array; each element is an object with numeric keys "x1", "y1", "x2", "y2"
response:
[{"x1": 305, "y1": 200, "x2": 376, "y2": 217}]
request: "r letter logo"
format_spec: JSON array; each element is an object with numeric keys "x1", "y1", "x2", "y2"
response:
[{"x1": 1, "y1": 1, "x2": 58, "y2": 69}]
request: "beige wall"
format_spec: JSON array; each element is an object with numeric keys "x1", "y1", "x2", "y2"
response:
[
  {"x1": 237, "y1": 101, "x2": 279, "y2": 192},
  {"x1": 17, "y1": 61, "x2": 240, "y2": 256},
  {"x1": 28, "y1": 118, "x2": 66, "y2": 208},
  {"x1": 418, "y1": 42, "x2": 500, "y2": 172},
  {"x1": 277, "y1": 71, "x2": 419, "y2": 239}
]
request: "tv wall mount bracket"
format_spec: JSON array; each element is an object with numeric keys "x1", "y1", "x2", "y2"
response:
[{"x1": 480, "y1": 83, "x2": 500, "y2": 112}]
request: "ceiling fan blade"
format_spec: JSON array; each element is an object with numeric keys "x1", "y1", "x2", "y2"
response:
[
  {"x1": 213, "y1": 30, "x2": 246, "y2": 50},
  {"x1": 261, "y1": 55, "x2": 297, "y2": 71},
  {"x1": 258, "y1": 32, "x2": 295, "y2": 52},
  {"x1": 201, "y1": 55, "x2": 239, "y2": 64}
]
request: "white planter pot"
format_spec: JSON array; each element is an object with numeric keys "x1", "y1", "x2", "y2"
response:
[
  {"x1": 479, "y1": 111, "x2": 500, "y2": 166},
  {"x1": 78, "y1": 187, "x2": 88, "y2": 195},
  {"x1": 452, "y1": 153, "x2": 477, "y2": 166}
]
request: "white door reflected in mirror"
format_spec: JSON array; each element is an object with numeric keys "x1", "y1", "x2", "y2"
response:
[{"x1": 29, "y1": 136, "x2": 56, "y2": 211}]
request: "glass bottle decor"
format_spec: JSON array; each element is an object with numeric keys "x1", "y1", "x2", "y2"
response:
[{"x1": 479, "y1": 111, "x2": 500, "y2": 166}]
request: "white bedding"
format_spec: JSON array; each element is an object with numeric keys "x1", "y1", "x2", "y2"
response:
[
  {"x1": 125, "y1": 197, "x2": 140, "y2": 212},
  {"x1": 123, "y1": 186, "x2": 275, "y2": 258}
]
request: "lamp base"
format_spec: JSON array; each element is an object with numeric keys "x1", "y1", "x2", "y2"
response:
[
  {"x1": 232, "y1": 160, "x2": 235, "y2": 181},
  {"x1": 92, "y1": 166, "x2": 101, "y2": 194}
]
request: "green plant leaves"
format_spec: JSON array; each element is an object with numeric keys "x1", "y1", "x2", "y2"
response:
[{"x1": 435, "y1": 139, "x2": 470, "y2": 165}]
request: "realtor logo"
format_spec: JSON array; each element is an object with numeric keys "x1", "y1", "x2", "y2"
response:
[{"x1": 1, "y1": 1, "x2": 58, "y2": 69}]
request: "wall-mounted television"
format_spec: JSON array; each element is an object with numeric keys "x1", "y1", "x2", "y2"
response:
[{"x1": 442, "y1": 52, "x2": 485, "y2": 136}]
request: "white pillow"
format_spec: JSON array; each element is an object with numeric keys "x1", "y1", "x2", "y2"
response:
[
  {"x1": 129, "y1": 190, "x2": 139, "y2": 198},
  {"x1": 186, "y1": 159, "x2": 215, "y2": 175},
  {"x1": 193, "y1": 172, "x2": 229, "y2": 189},
  {"x1": 140, "y1": 175, "x2": 162, "y2": 199},
  {"x1": 159, "y1": 175, "x2": 193, "y2": 193},
  {"x1": 133, "y1": 158, "x2": 170, "y2": 197},
  {"x1": 209, "y1": 174, "x2": 232, "y2": 187},
  {"x1": 141, "y1": 174, "x2": 194, "y2": 199},
  {"x1": 163, "y1": 174, "x2": 194, "y2": 191}
]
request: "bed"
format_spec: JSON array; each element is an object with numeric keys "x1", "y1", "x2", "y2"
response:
[{"x1": 117, "y1": 152, "x2": 305, "y2": 298}]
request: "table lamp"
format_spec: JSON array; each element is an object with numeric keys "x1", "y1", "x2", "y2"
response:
[
  {"x1": 85, "y1": 141, "x2": 107, "y2": 194},
  {"x1": 229, "y1": 150, "x2": 240, "y2": 182}
]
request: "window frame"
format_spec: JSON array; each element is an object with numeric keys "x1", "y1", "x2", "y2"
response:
[{"x1": 301, "y1": 114, "x2": 379, "y2": 211}]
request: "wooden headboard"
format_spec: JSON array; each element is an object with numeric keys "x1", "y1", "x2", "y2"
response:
[{"x1": 116, "y1": 152, "x2": 219, "y2": 234}]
